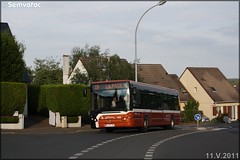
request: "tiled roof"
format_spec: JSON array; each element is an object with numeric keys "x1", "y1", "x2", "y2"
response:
[
  {"x1": 169, "y1": 74, "x2": 194, "y2": 102},
  {"x1": 138, "y1": 64, "x2": 169, "y2": 86},
  {"x1": 186, "y1": 67, "x2": 239, "y2": 103},
  {"x1": 138, "y1": 64, "x2": 193, "y2": 102},
  {"x1": 0, "y1": 22, "x2": 12, "y2": 36}
]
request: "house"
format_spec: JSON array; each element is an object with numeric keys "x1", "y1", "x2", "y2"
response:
[
  {"x1": 137, "y1": 64, "x2": 193, "y2": 110},
  {"x1": 1, "y1": 22, "x2": 13, "y2": 36},
  {"x1": 179, "y1": 67, "x2": 239, "y2": 120},
  {"x1": 63, "y1": 54, "x2": 88, "y2": 84},
  {"x1": 63, "y1": 54, "x2": 130, "y2": 84},
  {"x1": 63, "y1": 54, "x2": 113, "y2": 84}
]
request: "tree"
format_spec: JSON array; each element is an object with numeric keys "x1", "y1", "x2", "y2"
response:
[
  {"x1": 32, "y1": 57, "x2": 62, "y2": 85},
  {"x1": 1, "y1": 31, "x2": 26, "y2": 82},
  {"x1": 69, "y1": 44, "x2": 135, "y2": 84},
  {"x1": 182, "y1": 99, "x2": 203, "y2": 122},
  {"x1": 70, "y1": 44, "x2": 107, "y2": 69},
  {"x1": 106, "y1": 54, "x2": 134, "y2": 80}
]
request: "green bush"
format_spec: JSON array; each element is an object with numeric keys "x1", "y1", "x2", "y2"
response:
[
  {"x1": 28, "y1": 84, "x2": 90, "y2": 123},
  {"x1": 211, "y1": 113, "x2": 229, "y2": 123},
  {"x1": 0, "y1": 116, "x2": 19, "y2": 123},
  {"x1": 1, "y1": 82, "x2": 26, "y2": 115},
  {"x1": 38, "y1": 85, "x2": 49, "y2": 116},
  {"x1": 45, "y1": 84, "x2": 90, "y2": 122},
  {"x1": 181, "y1": 99, "x2": 203, "y2": 122},
  {"x1": 67, "y1": 116, "x2": 79, "y2": 123}
]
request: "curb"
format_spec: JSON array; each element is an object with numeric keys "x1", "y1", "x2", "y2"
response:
[{"x1": 1, "y1": 125, "x2": 94, "y2": 135}]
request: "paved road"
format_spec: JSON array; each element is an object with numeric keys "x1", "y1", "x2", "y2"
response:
[
  {"x1": 152, "y1": 128, "x2": 239, "y2": 159},
  {"x1": 1, "y1": 121, "x2": 239, "y2": 159},
  {"x1": 67, "y1": 127, "x2": 239, "y2": 159}
]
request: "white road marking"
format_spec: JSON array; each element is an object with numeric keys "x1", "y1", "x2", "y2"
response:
[
  {"x1": 74, "y1": 153, "x2": 83, "y2": 156},
  {"x1": 68, "y1": 156, "x2": 77, "y2": 159},
  {"x1": 68, "y1": 131, "x2": 150, "y2": 159},
  {"x1": 144, "y1": 128, "x2": 228, "y2": 159},
  {"x1": 68, "y1": 127, "x2": 228, "y2": 159}
]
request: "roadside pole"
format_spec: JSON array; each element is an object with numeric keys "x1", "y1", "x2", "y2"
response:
[{"x1": 194, "y1": 113, "x2": 201, "y2": 128}]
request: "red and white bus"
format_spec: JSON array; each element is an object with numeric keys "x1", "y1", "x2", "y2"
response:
[{"x1": 89, "y1": 80, "x2": 181, "y2": 132}]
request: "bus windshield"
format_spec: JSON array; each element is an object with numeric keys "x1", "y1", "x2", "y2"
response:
[{"x1": 92, "y1": 83, "x2": 130, "y2": 111}]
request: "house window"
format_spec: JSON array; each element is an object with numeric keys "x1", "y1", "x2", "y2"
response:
[
  {"x1": 213, "y1": 107, "x2": 217, "y2": 116},
  {"x1": 232, "y1": 106, "x2": 235, "y2": 119},
  {"x1": 213, "y1": 106, "x2": 221, "y2": 116},
  {"x1": 194, "y1": 87, "x2": 197, "y2": 93}
]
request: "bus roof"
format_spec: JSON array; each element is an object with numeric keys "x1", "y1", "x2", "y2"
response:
[
  {"x1": 130, "y1": 81, "x2": 178, "y2": 96},
  {"x1": 91, "y1": 80, "x2": 130, "y2": 85},
  {"x1": 91, "y1": 80, "x2": 179, "y2": 96}
]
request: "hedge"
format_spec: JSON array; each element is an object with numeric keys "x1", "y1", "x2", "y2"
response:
[
  {"x1": 2, "y1": 83, "x2": 91, "y2": 123},
  {"x1": 1, "y1": 82, "x2": 26, "y2": 115},
  {"x1": 0, "y1": 116, "x2": 19, "y2": 123},
  {"x1": 67, "y1": 116, "x2": 79, "y2": 123},
  {"x1": 45, "y1": 84, "x2": 90, "y2": 117},
  {"x1": 28, "y1": 84, "x2": 90, "y2": 122}
]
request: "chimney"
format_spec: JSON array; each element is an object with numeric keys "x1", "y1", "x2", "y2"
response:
[{"x1": 63, "y1": 54, "x2": 69, "y2": 84}]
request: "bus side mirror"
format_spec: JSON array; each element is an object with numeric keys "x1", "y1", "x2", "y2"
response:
[
  {"x1": 83, "y1": 89, "x2": 87, "y2": 97},
  {"x1": 132, "y1": 87, "x2": 137, "y2": 95}
]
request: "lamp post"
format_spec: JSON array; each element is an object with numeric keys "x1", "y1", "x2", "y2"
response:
[{"x1": 134, "y1": 0, "x2": 166, "y2": 82}]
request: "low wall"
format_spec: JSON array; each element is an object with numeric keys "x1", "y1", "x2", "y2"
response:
[
  {"x1": 1, "y1": 114, "x2": 24, "y2": 129},
  {"x1": 49, "y1": 111, "x2": 81, "y2": 128},
  {"x1": 68, "y1": 116, "x2": 81, "y2": 127}
]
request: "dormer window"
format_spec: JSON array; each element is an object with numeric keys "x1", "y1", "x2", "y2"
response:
[
  {"x1": 180, "y1": 87, "x2": 188, "y2": 94},
  {"x1": 210, "y1": 87, "x2": 216, "y2": 92}
]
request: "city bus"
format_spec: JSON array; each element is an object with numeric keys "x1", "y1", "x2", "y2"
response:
[{"x1": 89, "y1": 80, "x2": 181, "y2": 132}]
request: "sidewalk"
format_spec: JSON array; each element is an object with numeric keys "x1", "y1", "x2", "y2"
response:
[
  {"x1": 1, "y1": 115, "x2": 239, "y2": 135},
  {"x1": 176, "y1": 120, "x2": 239, "y2": 130},
  {"x1": 1, "y1": 115, "x2": 93, "y2": 135}
]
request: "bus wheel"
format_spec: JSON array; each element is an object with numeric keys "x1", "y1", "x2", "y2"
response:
[
  {"x1": 169, "y1": 118, "x2": 174, "y2": 129},
  {"x1": 164, "y1": 118, "x2": 174, "y2": 130},
  {"x1": 140, "y1": 116, "x2": 149, "y2": 132}
]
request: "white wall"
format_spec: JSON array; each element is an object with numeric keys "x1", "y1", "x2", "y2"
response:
[
  {"x1": 63, "y1": 54, "x2": 70, "y2": 84},
  {"x1": 1, "y1": 114, "x2": 24, "y2": 129}
]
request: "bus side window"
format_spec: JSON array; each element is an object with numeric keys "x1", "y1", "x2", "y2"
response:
[
  {"x1": 132, "y1": 88, "x2": 141, "y2": 108},
  {"x1": 158, "y1": 95, "x2": 164, "y2": 110},
  {"x1": 132, "y1": 87, "x2": 137, "y2": 95},
  {"x1": 174, "y1": 96, "x2": 180, "y2": 111},
  {"x1": 163, "y1": 103, "x2": 169, "y2": 110},
  {"x1": 163, "y1": 94, "x2": 170, "y2": 110}
]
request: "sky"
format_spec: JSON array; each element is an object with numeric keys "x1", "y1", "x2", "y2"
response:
[{"x1": 1, "y1": 1, "x2": 239, "y2": 78}]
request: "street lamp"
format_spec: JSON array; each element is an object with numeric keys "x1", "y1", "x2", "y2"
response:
[{"x1": 134, "y1": 0, "x2": 166, "y2": 82}]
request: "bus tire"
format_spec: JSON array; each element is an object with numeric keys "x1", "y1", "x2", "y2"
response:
[
  {"x1": 164, "y1": 118, "x2": 174, "y2": 130},
  {"x1": 140, "y1": 116, "x2": 149, "y2": 133},
  {"x1": 169, "y1": 118, "x2": 174, "y2": 129}
]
